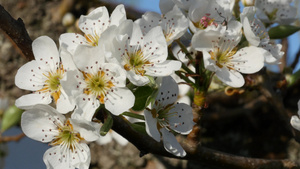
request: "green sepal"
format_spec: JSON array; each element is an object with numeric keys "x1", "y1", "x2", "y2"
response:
[
  {"x1": 286, "y1": 69, "x2": 300, "y2": 87},
  {"x1": 269, "y1": 25, "x2": 300, "y2": 39},
  {"x1": 100, "y1": 112, "x2": 113, "y2": 136},
  {"x1": 1, "y1": 105, "x2": 23, "y2": 133},
  {"x1": 132, "y1": 86, "x2": 153, "y2": 111}
]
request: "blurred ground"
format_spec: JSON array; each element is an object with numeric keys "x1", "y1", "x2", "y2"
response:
[{"x1": 1, "y1": 0, "x2": 300, "y2": 169}]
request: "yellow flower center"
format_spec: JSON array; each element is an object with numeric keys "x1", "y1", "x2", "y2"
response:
[
  {"x1": 84, "y1": 32, "x2": 100, "y2": 46},
  {"x1": 50, "y1": 119, "x2": 84, "y2": 152},
  {"x1": 83, "y1": 71, "x2": 114, "y2": 104},
  {"x1": 265, "y1": 8, "x2": 278, "y2": 22},
  {"x1": 210, "y1": 47, "x2": 237, "y2": 69},
  {"x1": 150, "y1": 101, "x2": 177, "y2": 130},
  {"x1": 124, "y1": 49, "x2": 151, "y2": 76},
  {"x1": 38, "y1": 65, "x2": 64, "y2": 103}
]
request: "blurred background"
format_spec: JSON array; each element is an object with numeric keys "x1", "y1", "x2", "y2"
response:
[{"x1": 1, "y1": 0, "x2": 300, "y2": 169}]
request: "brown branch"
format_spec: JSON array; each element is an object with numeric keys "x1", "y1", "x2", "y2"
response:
[
  {"x1": 0, "y1": 133, "x2": 25, "y2": 143},
  {"x1": 2, "y1": 4, "x2": 299, "y2": 169},
  {"x1": 279, "y1": 38, "x2": 288, "y2": 72},
  {"x1": 291, "y1": 46, "x2": 300, "y2": 69},
  {"x1": 110, "y1": 113, "x2": 299, "y2": 169},
  {"x1": 0, "y1": 5, "x2": 34, "y2": 60}
]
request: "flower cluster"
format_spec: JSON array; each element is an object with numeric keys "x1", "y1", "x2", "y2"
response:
[{"x1": 14, "y1": 0, "x2": 294, "y2": 168}]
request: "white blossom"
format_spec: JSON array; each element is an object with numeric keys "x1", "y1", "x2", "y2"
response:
[
  {"x1": 188, "y1": 0, "x2": 234, "y2": 33},
  {"x1": 59, "y1": 4, "x2": 127, "y2": 55},
  {"x1": 62, "y1": 44, "x2": 135, "y2": 121},
  {"x1": 144, "y1": 76, "x2": 194, "y2": 157},
  {"x1": 15, "y1": 36, "x2": 75, "y2": 113},
  {"x1": 108, "y1": 20, "x2": 181, "y2": 86},
  {"x1": 192, "y1": 25, "x2": 265, "y2": 87},
  {"x1": 241, "y1": 6, "x2": 284, "y2": 64},
  {"x1": 21, "y1": 104, "x2": 100, "y2": 169},
  {"x1": 255, "y1": 0, "x2": 298, "y2": 24},
  {"x1": 135, "y1": 5, "x2": 188, "y2": 45}
]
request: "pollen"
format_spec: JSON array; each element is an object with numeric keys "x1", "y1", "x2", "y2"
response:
[
  {"x1": 38, "y1": 65, "x2": 64, "y2": 103},
  {"x1": 50, "y1": 119, "x2": 84, "y2": 152},
  {"x1": 210, "y1": 47, "x2": 237, "y2": 69},
  {"x1": 194, "y1": 15, "x2": 218, "y2": 30},
  {"x1": 83, "y1": 70, "x2": 115, "y2": 104},
  {"x1": 84, "y1": 31, "x2": 100, "y2": 46},
  {"x1": 124, "y1": 49, "x2": 151, "y2": 76}
]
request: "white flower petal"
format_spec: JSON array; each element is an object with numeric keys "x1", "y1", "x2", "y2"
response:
[
  {"x1": 70, "y1": 118, "x2": 100, "y2": 142},
  {"x1": 110, "y1": 4, "x2": 126, "y2": 26},
  {"x1": 56, "y1": 93, "x2": 74, "y2": 114},
  {"x1": 79, "y1": 6, "x2": 109, "y2": 36},
  {"x1": 188, "y1": 0, "x2": 210, "y2": 24},
  {"x1": 144, "y1": 109, "x2": 161, "y2": 142},
  {"x1": 177, "y1": 96, "x2": 191, "y2": 105},
  {"x1": 60, "y1": 48, "x2": 78, "y2": 71},
  {"x1": 160, "y1": 128, "x2": 186, "y2": 157},
  {"x1": 60, "y1": 70, "x2": 83, "y2": 106},
  {"x1": 73, "y1": 45, "x2": 105, "y2": 70},
  {"x1": 215, "y1": 68, "x2": 245, "y2": 87},
  {"x1": 232, "y1": 46, "x2": 264, "y2": 74},
  {"x1": 291, "y1": 115, "x2": 300, "y2": 131},
  {"x1": 242, "y1": 17, "x2": 260, "y2": 47},
  {"x1": 105, "y1": 87, "x2": 135, "y2": 115},
  {"x1": 262, "y1": 43, "x2": 284, "y2": 64},
  {"x1": 143, "y1": 26, "x2": 168, "y2": 62},
  {"x1": 163, "y1": 5, "x2": 188, "y2": 44},
  {"x1": 43, "y1": 146, "x2": 70, "y2": 169},
  {"x1": 191, "y1": 26, "x2": 226, "y2": 51},
  {"x1": 168, "y1": 103, "x2": 194, "y2": 134},
  {"x1": 59, "y1": 33, "x2": 86, "y2": 55},
  {"x1": 159, "y1": 0, "x2": 175, "y2": 14},
  {"x1": 146, "y1": 60, "x2": 181, "y2": 76},
  {"x1": 21, "y1": 104, "x2": 65, "y2": 143},
  {"x1": 202, "y1": 50, "x2": 217, "y2": 72},
  {"x1": 102, "y1": 63, "x2": 127, "y2": 87},
  {"x1": 127, "y1": 71, "x2": 150, "y2": 86},
  {"x1": 155, "y1": 76, "x2": 179, "y2": 107},
  {"x1": 33, "y1": 36, "x2": 59, "y2": 71},
  {"x1": 43, "y1": 143, "x2": 90, "y2": 169},
  {"x1": 72, "y1": 94, "x2": 100, "y2": 121},
  {"x1": 70, "y1": 143, "x2": 90, "y2": 169},
  {"x1": 135, "y1": 12, "x2": 161, "y2": 35},
  {"x1": 15, "y1": 93, "x2": 52, "y2": 109},
  {"x1": 15, "y1": 60, "x2": 46, "y2": 91}
]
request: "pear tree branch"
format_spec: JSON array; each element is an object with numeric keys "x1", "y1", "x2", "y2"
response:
[{"x1": 0, "y1": 5, "x2": 34, "y2": 60}]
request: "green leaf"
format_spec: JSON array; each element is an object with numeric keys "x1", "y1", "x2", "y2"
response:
[
  {"x1": 269, "y1": 25, "x2": 300, "y2": 39},
  {"x1": 100, "y1": 113, "x2": 113, "y2": 136},
  {"x1": 132, "y1": 86, "x2": 153, "y2": 111},
  {"x1": 1, "y1": 105, "x2": 23, "y2": 133}
]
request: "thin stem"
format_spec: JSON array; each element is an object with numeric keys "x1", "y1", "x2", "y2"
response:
[
  {"x1": 168, "y1": 48, "x2": 195, "y2": 76},
  {"x1": 175, "y1": 39, "x2": 194, "y2": 65},
  {"x1": 175, "y1": 71, "x2": 197, "y2": 89},
  {"x1": 122, "y1": 112, "x2": 145, "y2": 121}
]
